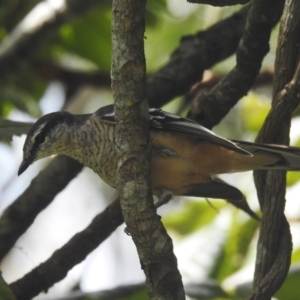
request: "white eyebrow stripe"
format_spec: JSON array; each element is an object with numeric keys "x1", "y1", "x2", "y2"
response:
[
  {"x1": 31, "y1": 123, "x2": 47, "y2": 142},
  {"x1": 104, "y1": 112, "x2": 115, "y2": 117}
]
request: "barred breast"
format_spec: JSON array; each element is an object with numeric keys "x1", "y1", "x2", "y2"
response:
[{"x1": 72, "y1": 115, "x2": 118, "y2": 187}]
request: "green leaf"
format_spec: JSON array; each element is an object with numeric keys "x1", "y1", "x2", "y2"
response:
[
  {"x1": 163, "y1": 199, "x2": 226, "y2": 235},
  {"x1": 287, "y1": 138, "x2": 300, "y2": 186},
  {"x1": 286, "y1": 172, "x2": 300, "y2": 187},
  {"x1": 274, "y1": 264, "x2": 300, "y2": 300},
  {"x1": 58, "y1": 8, "x2": 112, "y2": 69},
  {"x1": 0, "y1": 272, "x2": 16, "y2": 300},
  {"x1": 211, "y1": 217, "x2": 259, "y2": 281},
  {"x1": 292, "y1": 248, "x2": 300, "y2": 263},
  {"x1": 240, "y1": 94, "x2": 270, "y2": 133},
  {"x1": 2, "y1": 87, "x2": 41, "y2": 117}
]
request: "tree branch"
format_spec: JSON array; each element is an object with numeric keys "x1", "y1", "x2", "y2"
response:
[
  {"x1": 31, "y1": 5, "x2": 250, "y2": 109},
  {"x1": 10, "y1": 199, "x2": 123, "y2": 300},
  {"x1": 0, "y1": 7, "x2": 251, "y2": 269},
  {"x1": 0, "y1": 3, "x2": 272, "y2": 297},
  {"x1": 148, "y1": 4, "x2": 250, "y2": 108},
  {"x1": 0, "y1": 0, "x2": 103, "y2": 81},
  {"x1": 112, "y1": 1, "x2": 184, "y2": 299},
  {"x1": 0, "y1": 0, "x2": 42, "y2": 31},
  {"x1": 183, "y1": 70, "x2": 273, "y2": 112},
  {"x1": 0, "y1": 156, "x2": 83, "y2": 261},
  {"x1": 0, "y1": 119, "x2": 33, "y2": 143},
  {"x1": 188, "y1": 0, "x2": 284, "y2": 129},
  {"x1": 250, "y1": 2, "x2": 300, "y2": 298}
]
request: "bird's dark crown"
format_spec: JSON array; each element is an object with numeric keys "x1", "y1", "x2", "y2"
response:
[{"x1": 28, "y1": 111, "x2": 74, "y2": 138}]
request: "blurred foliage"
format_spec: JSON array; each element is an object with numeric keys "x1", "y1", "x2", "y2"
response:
[
  {"x1": 57, "y1": 9, "x2": 112, "y2": 70},
  {"x1": 0, "y1": 272, "x2": 16, "y2": 300},
  {"x1": 211, "y1": 217, "x2": 259, "y2": 281},
  {"x1": 0, "y1": 1, "x2": 299, "y2": 300},
  {"x1": 274, "y1": 264, "x2": 300, "y2": 300},
  {"x1": 292, "y1": 248, "x2": 300, "y2": 263},
  {"x1": 163, "y1": 200, "x2": 226, "y2": 235},
  {"x1": 184, "y1": 281, "x2": 229, "y2": 299},
  {"x1": 239, "y1": 94, "x2": 271, "y2": 133}
]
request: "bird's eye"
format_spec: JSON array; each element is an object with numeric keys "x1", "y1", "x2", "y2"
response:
[{"x1": 35, "y1": 133, "x2": 45, "y2": 144}]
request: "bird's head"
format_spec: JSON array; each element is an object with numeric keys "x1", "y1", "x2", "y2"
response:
[{"x1": 18, "y1": 111, "x2": 74, "y2": 175}]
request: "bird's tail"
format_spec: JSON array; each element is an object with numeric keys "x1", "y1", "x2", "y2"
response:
[{"x1": 235, "y1": 140, "x2": 300, "y2": 171}]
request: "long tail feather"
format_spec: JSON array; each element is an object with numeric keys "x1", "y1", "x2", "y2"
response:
[{"x1": 235, "y1": 140, "x2": 300, "y2": 171}]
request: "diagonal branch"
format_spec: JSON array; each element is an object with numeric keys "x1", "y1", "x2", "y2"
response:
[
  {"x1": 0, "y1": 0, "x2": 103, "y2": 81},
  {"x1": 10, "y1": 199, "x2": 123, "y2": 300},
  {"x1": 188, "y1": 0, "x2": 284, "y2": 129},
  {"x1": 0, "y1": 7, "x2": 251, "y2": 264},
  {"x1": 148, "y1": 5, "x2": 249, "y2": 108},
  {"x1": 0, "y1": 4, "x2": 265, "y2": 297},
  {"x1": 0, "y1": 156, "x2": 83, "y2": 261}
]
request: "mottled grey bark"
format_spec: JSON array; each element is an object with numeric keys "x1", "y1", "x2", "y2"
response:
[
  {"x1": 111, "y1": 1, "x2": 185, "y2": 299},
  {"x1": 250, "y1": 1, "x2": 300, "y2": 299}
]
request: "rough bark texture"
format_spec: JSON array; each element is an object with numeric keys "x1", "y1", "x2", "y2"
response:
[
  {"x1": 1, "y1": 7, "x2": 250, "y2": 297},
  {"x1": 4, "y1": 1, "x2": 298, "y2": 299},
  {"x1": 188, "y1": 0, "x2": 284, "y2": 129},
  {"x1": 249, "y1": 1, "x2": 300, "y2": 299},
  {"x1": 10, "y1": 199, "x2": 123, "y2": 300},
  {"x1": 111, "y1": 1, "x2": 185, "y2": 299},
  {"x1": 148, "y1": 5, "x2": 249, "y2": 108}
]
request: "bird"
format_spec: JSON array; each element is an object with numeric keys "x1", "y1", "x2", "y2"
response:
[{"x1": 18, "y1": 104, "x2": 300, "y2": 219}]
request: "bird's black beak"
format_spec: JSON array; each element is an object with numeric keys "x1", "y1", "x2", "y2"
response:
[{"x1": 18, "y1": 157, "x2": 33, "y2": 176}]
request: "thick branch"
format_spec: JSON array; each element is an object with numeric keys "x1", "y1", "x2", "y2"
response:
[
  {"x1": 112, "y1": 1, "x2": 184, "y2": 299},
  {"x1": 28, "y1": 5, "x2": 250, "y2": 109},
  {"x1": 148, "y1": 5, "x2": 249, "y2": 108},
  {"x1": 33, "y1": 61, "x2": 111, "y2": 89},
  {"x1": 250, "y1": 1, "x2": 300, "y2": 299},
  {"x1": 188, "y1": 0, "x2": 284, "y2": 129},
  {"x1": 0, "y1": 6, "x2": 250, "y2": 271},
  {"x1": 0, "y1": 4, "x2": 262, "y2": 296},
  {"x1": 184, "y1": 70, "x2": 273, "y2": 111},
  {"x1": 10, "y1": 199, "x2": 123, "y2": 300},
  {"x1": 0, "y1": 0, "x2": 42, "y2": 31},
  {"x1": 0, "y1": 119, "x2": 33, "y2": 143},
  {"x1": 0, "y1": 156, "x2": 83, "y2": 261}
]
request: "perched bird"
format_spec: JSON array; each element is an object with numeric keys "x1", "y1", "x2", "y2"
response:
[{"x1": 19, "y1": 105, "x2": 300, "y2": 218}]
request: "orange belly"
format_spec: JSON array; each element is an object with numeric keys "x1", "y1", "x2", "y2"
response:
[
  {"x1": 149, "y1": 130, "x2": 279, "y2": 196},
  {"x1": 150, "y1": 131, "x2": 232, "y2": 195}
]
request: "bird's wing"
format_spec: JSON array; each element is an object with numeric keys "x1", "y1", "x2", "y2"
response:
[
  {"x1": 149, "y1": 108, "x2": 250, "y2": 155},
  {"x1": 96, "y1": 105, "x2": 250, "y2": 155},
  {"x1": 95, "y1": 105, "x2": 116, "y2": 122}
]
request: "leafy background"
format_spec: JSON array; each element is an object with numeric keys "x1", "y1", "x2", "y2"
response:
[{"x1": 0, "y1": 0, "x2": 300, "y2": 299}]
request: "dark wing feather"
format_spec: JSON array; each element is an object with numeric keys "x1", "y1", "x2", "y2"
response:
[
  {"x1": 95, "y1": 105, "x2": 115, "y2": 122},
  {"x1": 149, "y1": 108, "x2": 250, "y2": 155},
  {"x1": 95, "y1": 105, "x2": 250, "y2": 155}
]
